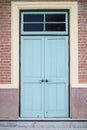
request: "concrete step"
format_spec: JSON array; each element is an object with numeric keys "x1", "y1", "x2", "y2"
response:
[
  {"x1": 0, "y1": 128, "x2": 87, "y2": 130},
  {"x1": 0, "y1": 120, "x2": 87, "y2": 130}
]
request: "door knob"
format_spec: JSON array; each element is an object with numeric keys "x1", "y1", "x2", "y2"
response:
[
  {"x1": 45, "y1": 80, "x2": 48, "y2": 82},
  {"x1": 41, "y1": 80, "x2": 44, "y2": 82},
  {"x1": 41, "y1": 80, "x2": 48, "y2": 82}
]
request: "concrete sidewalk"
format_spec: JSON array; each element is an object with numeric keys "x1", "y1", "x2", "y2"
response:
[{"x1": 0, "y1": 120, "x2": 87, "y2": 130}]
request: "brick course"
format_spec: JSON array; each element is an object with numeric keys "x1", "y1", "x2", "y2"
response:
[
  {"x1": 0, "y1": 1, "x2": 11, "y2": 83},
  {"x1": 0, "y1": 0, "x2": 87, "y2": 84},
  {"x1": 78, "y1": 1, "x2": 87, "y2": 83}
]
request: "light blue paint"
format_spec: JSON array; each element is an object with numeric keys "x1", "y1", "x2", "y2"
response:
[
  {"x1": 45, "y1": 36, "x2": 68, "y2": 117},
  {"x1": 21, "y1": 11, "x2": 68, "y2": 35},
  {"x1": 21, "y1": 36, "x2": 69, "y2": 118},
  {"x1": 21, "y1": 36, "x2": 45, "y2": 117}
]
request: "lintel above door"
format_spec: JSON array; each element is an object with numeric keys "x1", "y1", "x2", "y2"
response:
[{"x1": 21, "y1": 11, "x2": 68, "y2": 35}]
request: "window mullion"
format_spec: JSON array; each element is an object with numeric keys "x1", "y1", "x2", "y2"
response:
[{"x1": 44, "y1": 13, "x2": 45, "y2": 32}]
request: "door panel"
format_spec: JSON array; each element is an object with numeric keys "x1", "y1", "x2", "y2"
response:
[
  {"x1": 45, "y1": 36, "x2": 68, "y2": 117},
  {"x1": 21, "y1": 36, "x2": 69, "y2": 118},
  {"x1": 21, "y1": 36, "x2": 44, "y2": 117},
  {"x1": 21, "y1": 36, "x2": 44, "y2": 78},
  {"x1": 45, "y1": 83, "x2": 68, "y2": 117},
  {"x1": 21, "y1": 83, "x2": 44, "y2": 117}
]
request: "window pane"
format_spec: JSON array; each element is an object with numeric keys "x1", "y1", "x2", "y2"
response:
[
  {"x1": 23, "y1": 23, "x2": 44, "y2": 31},
  {"x1": 45, "y1": 23, "x2": 65, "y2": 31},
  {"x1": 23, "y1": 14, "x2": 44, "y2": 22},
  {"x1": 45, "y1": 14, "x2": 65, "y2": 22}
]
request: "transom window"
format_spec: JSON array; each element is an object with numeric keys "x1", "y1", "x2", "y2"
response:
[{"x1": 21, "y1": 11, "x2": 68, "y2": 34}]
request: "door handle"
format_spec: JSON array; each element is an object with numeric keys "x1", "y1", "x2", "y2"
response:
[
  {"x1": 45, "y1": 80, "x2": 48, "y2": 83},
  {"x1": 41, "y1": 80, "x2": 48, "y2": 82}
]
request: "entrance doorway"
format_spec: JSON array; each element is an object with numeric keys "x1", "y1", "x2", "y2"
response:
[{"x1": 20, "y1": 11, "x2": 69, "y2": 118}]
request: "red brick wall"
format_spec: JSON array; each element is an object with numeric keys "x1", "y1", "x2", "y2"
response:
[
  {"x1": 0, "y1": 0, "x2": 87, "y2": 84},
  {"x1": 0, "y1": 1, "x2": 11, "y2": 83},
  {"x1": 78, "y1": 1, "x2": 87, "y2": 83}
]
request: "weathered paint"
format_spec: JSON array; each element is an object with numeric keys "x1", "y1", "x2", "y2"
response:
[
  {"x1": 0, "y1": 89, "x2": 19, "y2": 118},
  {"x1": 72, "y1": 88, "x2": 87, "y2": 119},
  {"x1": 0, "y1": 88, "x2": 87, "y2": 118}
]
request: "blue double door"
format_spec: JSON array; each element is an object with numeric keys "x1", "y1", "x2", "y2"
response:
[{"x1": 21, "y1": 36, "x2": 69, "y2": 118}]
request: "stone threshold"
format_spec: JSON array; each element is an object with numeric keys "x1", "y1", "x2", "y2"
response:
[{"x1": 0, "y1": 118, "x2": 87, "y2": 121}]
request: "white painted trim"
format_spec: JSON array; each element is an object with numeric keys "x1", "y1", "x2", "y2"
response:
[
  {"x1": 0, "y1": 84, "x2": 17, "y2": 89},
  {"x1": 72, "y1": 84, "x2": 87, "y2": 88},
  {"x1": 11, "y1": 2, "x2": 78, "y2": 89},
  {"x1": 1, "y1": 1, "x2": 86, "y2": 89}
]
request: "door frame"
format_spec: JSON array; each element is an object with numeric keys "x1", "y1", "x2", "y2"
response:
[{"x1": 11, "y1": 2, "x2": 78, "y2": 118}]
